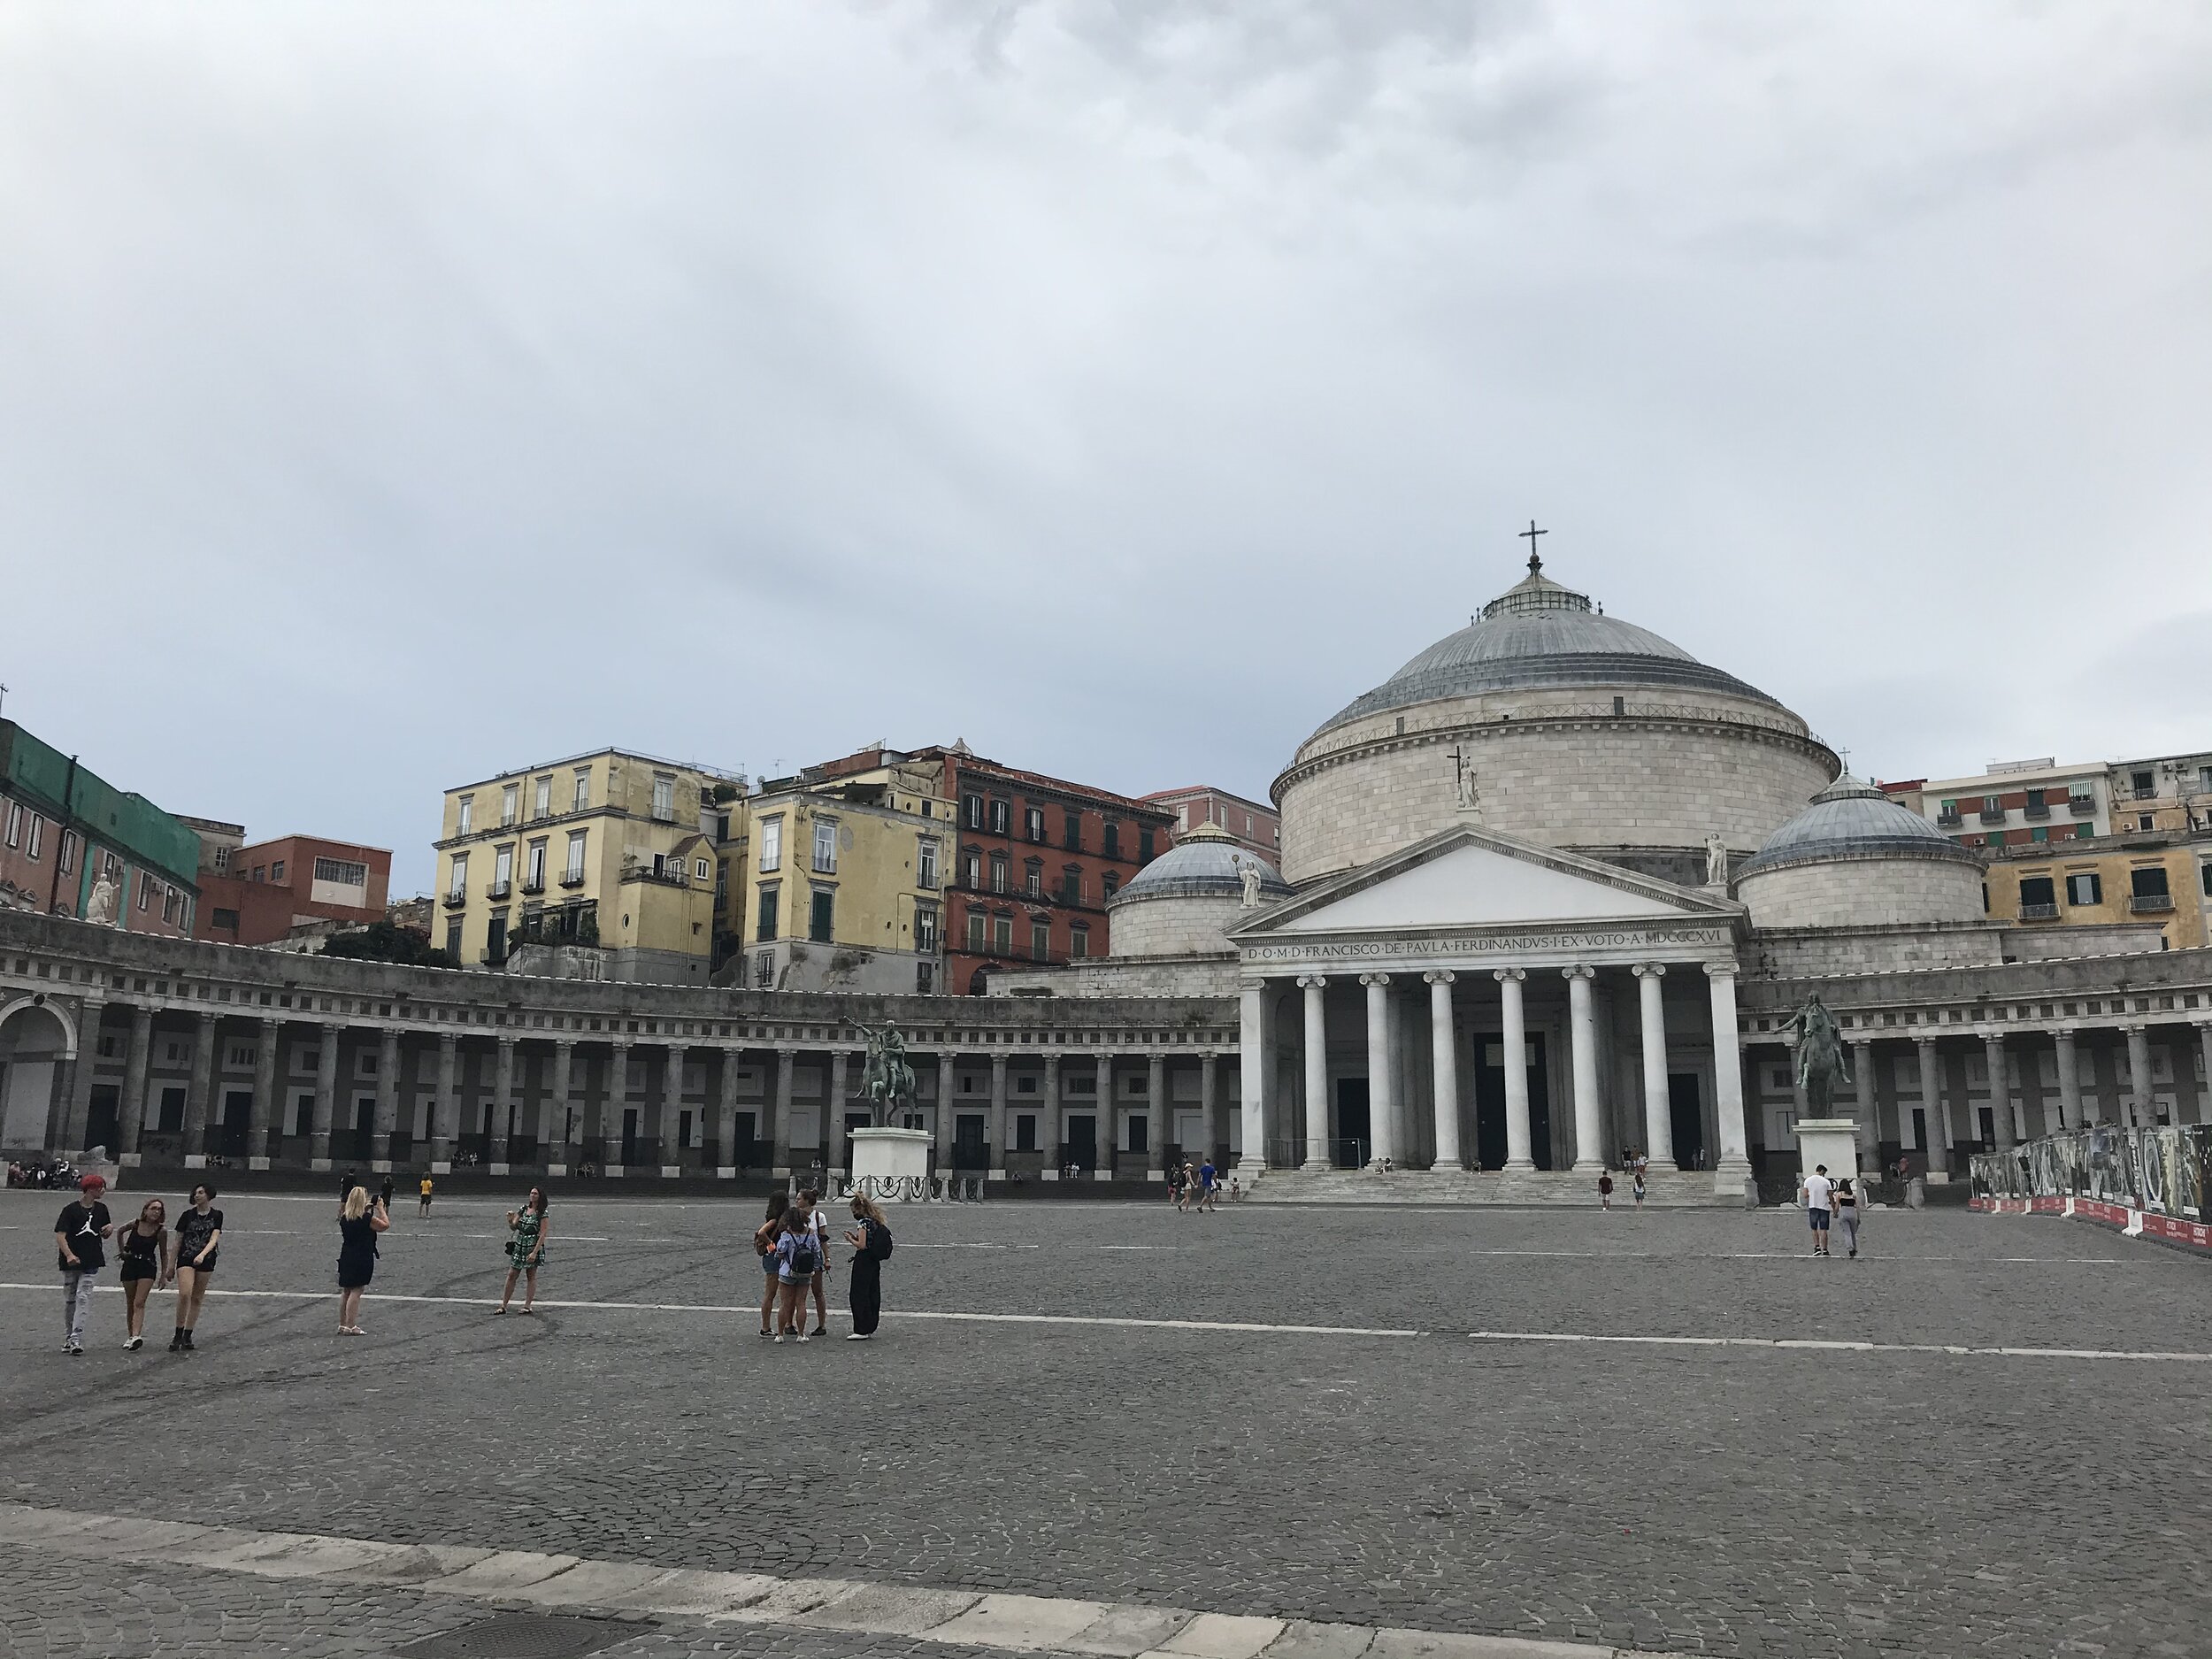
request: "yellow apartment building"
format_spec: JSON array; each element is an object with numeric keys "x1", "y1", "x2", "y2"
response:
[
  {"x1": 1981, "y1": 835, "x2": 2212, "y2": 952},
  {"x1": 727, "y1": 750, "x2": 952, "y2": 995},
  {"x1": 432, "y1": 749, "x2": 742, "y2": 984}
]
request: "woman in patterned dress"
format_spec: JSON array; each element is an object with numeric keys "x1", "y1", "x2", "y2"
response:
[{"x1": 496, "y1": 1188, "x2": 550, "y2": 1315}]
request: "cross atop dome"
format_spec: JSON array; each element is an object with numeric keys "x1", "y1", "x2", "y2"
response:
[{"x1": 1518, "y1": 518, "x2": 1547, "y2": 575}]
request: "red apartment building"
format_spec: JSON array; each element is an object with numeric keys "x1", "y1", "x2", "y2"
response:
[
  {"x1": 192, "y1": 832, "x2": 392, "y2": 947},
  {"x1": 1142, "y1": 784, "x2": 1280, "y2": 861},
  {"x1": 905, "y1": 746, "x2": 1175, "y2": 995}
]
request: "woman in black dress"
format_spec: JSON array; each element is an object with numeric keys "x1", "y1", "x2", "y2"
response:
[
  {"x1": 171, "y1": 1184, "x2": 223, "y2": 1352},
  {"x1": 842, "y1": 1195, "x2": 893, "y2": 1340},
  {"x1": 336, "y1": 1185, "x2": 389, "y2": 1335},
  {"x1": 116, "y1": 1198, "x2": 170, "y2": 1351}
]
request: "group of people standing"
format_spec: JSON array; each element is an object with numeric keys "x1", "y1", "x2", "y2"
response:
[
  {"x1": 1797, "y1": 1164, "x2": 1865, "y2": 1257},
  {"x1": 1168, "y1": 1158, "x2": 1220, "y2": 1211},
  {"x1": 52, "y1": 1173, "x2": 223, "y2": 1354},
  {"x1": 753, "y1": 1187, "x2": 894, "y2": 1341}
]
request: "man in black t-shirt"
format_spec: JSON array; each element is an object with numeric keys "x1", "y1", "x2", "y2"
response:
[{"x1": 54, "y1": 1174, "x2": 112, "y2": 1356}]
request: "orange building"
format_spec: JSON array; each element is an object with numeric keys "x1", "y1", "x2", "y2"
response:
[{"x1": 193, "y1": 833, "x2": 391, "y2": 947}]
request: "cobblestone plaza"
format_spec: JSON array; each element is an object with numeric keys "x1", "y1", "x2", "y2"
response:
[{"x1": 2, "y1": 1191, "x2": 2205, "y2": 1658}]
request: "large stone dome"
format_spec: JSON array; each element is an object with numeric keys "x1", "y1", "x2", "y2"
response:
[
  {"x1": 1273, "y1": 557, "x2": 1839, "y2": 886},
  {"x1": 1737, "y1": 777, "x2": 1980, "y2": 879},
  {"x1": 1313, "y1": 565, "x2": 1788, "y2": 739},
  {"x1": 1107, "y1": 825, "x2": 1287, "y2": 958},
  {"x1": 1734, "y1": 776, "x2": 1985, "y2": 930}
]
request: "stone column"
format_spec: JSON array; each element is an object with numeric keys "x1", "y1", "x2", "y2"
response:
[
  {"x1": 829, "y1": 1049, "x2": 850, "y2": 1171},
  {"x1": 311, "y1": 1024, "x2": 340, "y2": 1166},
  {"x1": 772, "y1": 1048, "x2": 794, "y2": 1174},
  {"x1": 1361, "y1": 973, "x2": 1395, "y2": 1166},
  {"x1": 373, "y1": 1029, "x2": 400, "y2": 1163},
  {"x1": 1299, "y1": 974, "x2": 1330, "y2": 1169},
  {"x1": 1913, "y1": 1036, "x2": 1948, "y2": 1170},
  {"x1": 2053, "y1": 1029, "x2": 2082, "y2": 1130},
  {"x1": 550, "y1": 1040, "x2": 576, "y2": 1164},
  {"x1": 430, "y1": 1034, "x2": 459, "y2": 1164},
  {"x1": 716, "y1": 1047, "x2": 740, "y2": 1171},
  {"x1": 491, "y1": 1035, "x2": 518, "y2": 1166},
  {"x1": 1984, "y1": 1033, "x2": 2014, "y2": 1150},
  {"x1": 1237, "y1": 979, "x2": 1271, "y2": 1171},
  {"x1": 1148, "y1": 1053, "x2": 1168, "y2": 1173},
  {"x1": 246, "y1": 1018, "x2": 279, "y2": 1163},
  {"x1": 989, "y1": 1053, "x2": 1010, "y2": 1173},
  {"x1": 1706, "y1": 965, "x2": 1750, "y2": 1183},
  {"x1": 59, "y1": 999, "x2": 105, "y2": 1151},
  {"x1": 119, "y1": 1006, "x2": 153, "y2": 1157},
  {"x1": 1849, "y1": 1038, "x2": 1878, "y2": 1173},
  {"x1": 2197, "y1": 1023, "x2": 2212, "y2": 1126},
  {"x1": 1425, "y1": 971, "x2": 1462, "y2": 1171},
  {"x1": 181, "y1": 1011, "x2": 218, "y2": 1158},
  {"x1": 1496, "y1": 968, "x2": 1533, "y2": 1171},
  {"x1": 1631, "y1": 964, "x2": 1675, "y2": 1171},
  {"x1": 1563, "y1": 966, "x2": 1601, "y2": 1172},
  {"x1": 935, "y1": 1053, "x2": 956, "y2": 1167},
  {"x1": 2123, "y1": 1025, "x2": 2153, "y2": 1127},
  {"x1": 1045, "y1": 1053, "x2": 1064, "y2": 1160},
  {"x1": 604, "y1": 1041, "x2": 631, "y2": 1168},
  {"x1": 1196, "y1": 1053, "x2": 1216, "y2": 1164}
]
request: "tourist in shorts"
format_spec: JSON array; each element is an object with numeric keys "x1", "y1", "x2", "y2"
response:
[
  {"x1": 795, "y1": 1187, "x2": 832, "y2": 1338},
  {"x1": 171, "y1": 1184, "x2": 224, "y2": 1352},
  {"x1": 1198, "y1": 1157, "x2": 1218, "y2": 1212},
  {"x1": 1598, "y1": 1170, "x2": 1614, "y2": 1210},
  {"x1": 54, "y1": 1173, "x2": 112, "y2": 1356},
  {"x1": 772, "y1": 1208, "x2": 822, "y2": 1342},
  {"x1": 754, "y1": 1190, "x2": 790, "y2": 1336},
  {"x1": 116, "y1": 1198, "x2": 171, "y2": 1351},
  {"x1": 1800, "y1": 1164, "x2": 1835, "y2": 1256},
  {"x1": 1833, "y1": 1176, "x2": 1863, "y2": 1258},
  {"x1": 335, "y1": 1185, "x2": 389, "y2": 1334},
  {"x1": 1632, "y1": 1170, "x2": 1647, "y2": 1210},
  {"x1": 495, "y1": 1188, "x2": 550, "y2": 1314},
  {"x1": 419, "y1": 1175, "x2": 434, "y2": 1217}
]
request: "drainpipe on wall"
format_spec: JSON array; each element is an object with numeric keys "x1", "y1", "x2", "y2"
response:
[{"x1": 46, "y1": 754, "x2": 78, "y2": 916}]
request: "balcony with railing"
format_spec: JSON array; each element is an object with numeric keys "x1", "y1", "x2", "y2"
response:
[
  {"x1": 619, "y1": 862, "x2": 690, "y2": 888},
  {"x1": 442, "y1": 890, "x2": 469, "y2": 910},
  {"x1": 521, "y1": 878, "x2": 545, "y2": 896},
  {"x1": 2017, "y1": 902, "x2": 2060, "y2": 920},
  {"x1": 559, "y1": 870, "x2": 588, "y2": 888},
  {"x1": 2069, "y1": 795, "x2": 2096, "y2": 816},
  {"x1": 488, "y1": 880, "x2": 512, "y2": 901},
  {"x1": 2129, "y1": 894, "x2": 2176, "y2": 913},
  {"x1": 1978, "y1": 806, "x2": 2007, "y2": 825},
  {"x1": 2022, "y1": 798, "x2": 2050, "y2": 820},
  {"x1": 1936, "y1": 810, "x2": 1963, "y2": 829}
]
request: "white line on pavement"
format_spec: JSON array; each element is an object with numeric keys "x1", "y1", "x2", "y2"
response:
[{"x1": 1464, "y1": 1330, "x2": 2212, "y2": 1363}]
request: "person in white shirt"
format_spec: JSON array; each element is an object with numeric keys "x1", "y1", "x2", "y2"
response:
[{"x1": 1799, "y1": 1164, "x2": 1836, "y2": 1257}]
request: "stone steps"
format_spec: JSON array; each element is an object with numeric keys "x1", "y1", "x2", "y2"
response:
[{"x1": 1243, "y1": 1166, "x2": 1748, "y2": 1207}]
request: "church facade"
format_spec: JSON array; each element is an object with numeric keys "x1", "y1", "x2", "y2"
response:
[{"x1": 4, "y1": 560, "x2": 2211, "y2": 1197}]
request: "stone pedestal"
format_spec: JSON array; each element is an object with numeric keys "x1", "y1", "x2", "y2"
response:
[
  {"x1": 849, "y1": 1126, "x2": 933, "y2": 1199},
  {"x1": 1792, "y1": 1118, "x2": 1859, "y2": 1192}
]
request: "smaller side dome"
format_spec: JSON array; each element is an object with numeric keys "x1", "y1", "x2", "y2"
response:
[
  {"x1": 1113, "y1": 823, "x2": 1292, "y2": 903},
  {"x1": 1736, "y1": 777, "x2": 1981, "y2": 879}
]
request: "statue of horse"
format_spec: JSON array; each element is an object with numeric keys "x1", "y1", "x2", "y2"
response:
[
  {"x1": 1787, "y1": 994, "x2": 1852, "y2": 1115},
  {"x1": 858, "y1": 1023, "x2": 918, "y2": 1127}
]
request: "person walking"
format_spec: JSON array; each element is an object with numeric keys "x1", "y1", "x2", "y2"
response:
[
  {"x1": 54, "y1": 1174, "x2": 113, "y2": 1356},
  {"x1": 1632, "y1": 1169, "x2": 1647, "y2": 1210},
  {"x1": 171, "y1": 1184, "x2": 223, "y2": 1352},
  {"x1": 1198, "y1": 1157, "x2": 1218, "y2": 1213},
  {"x1": 753, "y1": 1191, "x2": 790, "y2": 1337},
  {"x1": 116, "y1": 1198, "x2": 171, "y2": 1350},
  {"x1": 335, "y1": 1185, "x2": 388, "y2": 1334},
  {"x1": 772, "y1": 1206, "x2": 822, "y2": 1342},
  {"x1": 843, "y1": 1194, "x2": 894, "y2": 1340},
  {"x1": 1800, "y1": 1163, "x2": 1836, "y2": 1257},
  {"x1": 496, "y1": 1188, "x2": 550, "y2": 1314},
  {"x1": 380, "y1": 1173, "x2": 396, "y2": 1216},
  {"x1": 1597, "y1": 1170, "x2": 1614, "y2": 1211},
  {"x1": 1833, "y1": 1176, "x2": 1863, "y2": 1259},
  {"x1": 419, "y1": 1174, "x2": 434, "y2": 1217}
]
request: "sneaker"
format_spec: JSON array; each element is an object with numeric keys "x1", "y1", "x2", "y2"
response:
[
  {"x1": 810, "y1": 1327, "x2": 827, "y2": 1338},
  {"x1": 492, "y1": 1306, "x2": 506, "y2": 1316},
  {"x1": 772, "y1": 1333, "x2": 785, "y2": 1344},
  {"x1": 795, "y1": 1333, "x2": 810, "y2": 1344},
  {"x1": 126, "y1": 1336, "x2": 143, "y2": 1351},
  {"x1": 167, "y1": 1333, "x2": 182, "y2": 1352},
  {"x1": 846, "y1": 1333, "x2": 871, "y2": 1341},
  {"x1": 65, "y1": 1341, "x2": 82, "y2": 1356}
]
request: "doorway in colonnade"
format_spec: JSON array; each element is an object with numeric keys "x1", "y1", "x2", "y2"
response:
[
  {"x1": 217, "y1": 1089, "x2": 251, "y2": 1159},
  {"x1": 1668, "y1": 1074, "x2": 1704, "y2": 1171},
  {"x1": 1333, "y1": 1079, "x2": 1370, "y2": 1168},
  {"x1": 1472, "y1": 1033, "x2": 1550, "y2": 1170}
]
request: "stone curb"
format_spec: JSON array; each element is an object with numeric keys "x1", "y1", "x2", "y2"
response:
[{"x1": 0, "y1": 1501, "x2": 1664, "y2": 1659}]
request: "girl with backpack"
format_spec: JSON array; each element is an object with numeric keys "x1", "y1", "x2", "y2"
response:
[
  {"x1": 844, "y1": 1195, "x2": 894, "y2": 1340},
  {"x1": 772, "y1": 1207, "x2": 822, "y2": 1342},
  {"x1": 753, "y1": 1191, "x2": 789, "y2": 1338}
]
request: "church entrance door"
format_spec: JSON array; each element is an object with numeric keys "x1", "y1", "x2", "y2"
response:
[
  {"x1": 1333, "y1": 1079, "x2": 1370, "y2": 1168},
  {"x1": 1064, "y1": 1114, "x2": 1095, "y2": 1172},
  {"x1": 1474, "y1": 1034, "x2": 1551, "y2": 1170},
  {"x1": 1668, "y1": 1073, "x2": 1704, "y2": 1170}
]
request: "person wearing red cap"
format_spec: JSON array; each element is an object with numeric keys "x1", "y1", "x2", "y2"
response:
[{"x1": 53, "y1": 1173, "x2": 112, "y2": 1356}]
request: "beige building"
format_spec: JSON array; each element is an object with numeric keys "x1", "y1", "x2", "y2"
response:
[
  {"x1": 729, "y1": 751, "x2": 952, "y2": 995},
  {"x1": 433, "y1": 749, "x2": 741, "y2": 984}
]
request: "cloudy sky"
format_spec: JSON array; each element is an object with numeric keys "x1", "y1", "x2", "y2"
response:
[{"x1": 4, "y1": 3, "x2": 2208, "y2": 892}]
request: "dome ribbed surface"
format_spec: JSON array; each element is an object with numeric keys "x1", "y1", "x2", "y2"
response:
[
  {"x1": 1114, "y1": 829, "x2": 1291, "y2": 903},
  {"x1": 1737, "y1": 777, "x2": 1983, "y2": 878},
  {"x1": 1312, "y1": 565, "x2": 1786, "y2": 738}
]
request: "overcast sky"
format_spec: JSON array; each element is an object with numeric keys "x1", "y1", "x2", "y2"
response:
[{"x1": 4, "y1": 3, "x2": 2209, "y2": 894}]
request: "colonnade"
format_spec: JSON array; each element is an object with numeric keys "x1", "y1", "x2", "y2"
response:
[{"x1": 1240, "y1": 959, "x2": 1752, "y2": 1178}]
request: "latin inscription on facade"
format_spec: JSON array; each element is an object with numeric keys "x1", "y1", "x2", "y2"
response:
[{"x1": 1243, "y1": 926, "x2": 1729, "y2": 964}]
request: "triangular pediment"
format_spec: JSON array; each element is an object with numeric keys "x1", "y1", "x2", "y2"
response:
[{"x1": 1233, "y1": 825, "x2": 1741, "y2": 940}]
